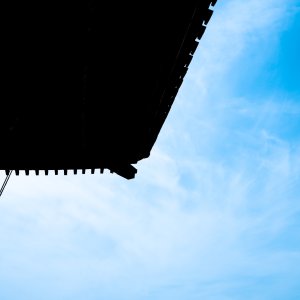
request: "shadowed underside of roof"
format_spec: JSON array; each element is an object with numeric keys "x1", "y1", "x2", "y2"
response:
[{"x1": 1, "y1": 1, "x2": 217, "y2": 179}]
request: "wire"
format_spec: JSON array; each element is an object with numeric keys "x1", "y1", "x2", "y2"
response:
[{"x1": 0, "y1": 170, "x2": 12, "y2": 198}]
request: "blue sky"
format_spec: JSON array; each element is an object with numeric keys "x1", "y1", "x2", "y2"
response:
[{"x1": 0, "y1": 1, "x2": 299, "y2": 299}]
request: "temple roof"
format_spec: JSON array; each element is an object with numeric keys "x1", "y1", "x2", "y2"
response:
[{"x1": 1, "y1": 1, "x2": 217, "y2": 179}]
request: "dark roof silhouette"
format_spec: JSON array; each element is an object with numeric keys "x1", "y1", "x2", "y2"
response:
[{"x1": 1, "y1": 1, "x2": 217, "y2": 179}]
